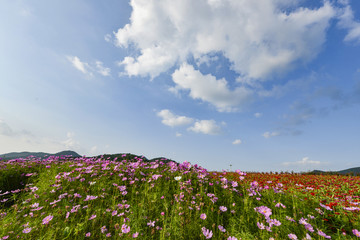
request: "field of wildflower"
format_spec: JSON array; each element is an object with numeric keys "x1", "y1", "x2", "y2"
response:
[{"x1": 0, "y1": 155, "x2": 359, "y2": 239}]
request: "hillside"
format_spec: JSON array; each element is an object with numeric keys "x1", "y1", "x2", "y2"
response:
[
  {"x1": 0, "y1": 150, "x2": 81, "y2": 160},
  {"x1": 309, "y1": 167, "x2": 360, "y2": 175}
]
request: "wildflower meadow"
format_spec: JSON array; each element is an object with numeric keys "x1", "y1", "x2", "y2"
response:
[{"x1": 0, "y1": 155, "x2": 359, "y2": 239}]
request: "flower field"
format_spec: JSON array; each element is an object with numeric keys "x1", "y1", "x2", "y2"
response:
[{"x1": 0, "y1": 155, "x2": 359, "y2": 239}]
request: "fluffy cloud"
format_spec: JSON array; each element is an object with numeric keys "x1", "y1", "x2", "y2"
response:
[
  {"x1": 282, "y1": 157, "x2": 322, "y2": 166},
  {"x1": 115, "y1": 0, "x2": 336, "y2": 80},
  {"x1": 157, "y1": 109, "x2": 193, "y2": 127},
  {"x1": 171, "y1": 63, "x2": 252, "y2": 112},
  {"x1": 232, "y1": 139, "x2": 242, "y2": 145},
  {"x1": 188, "y1": 120, "x2": 222, "y2": 135}
]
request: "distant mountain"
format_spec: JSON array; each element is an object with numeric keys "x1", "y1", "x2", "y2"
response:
[
  {"x1": 93, "y1": 153, "x2": 177, "y2": 164},
  {"x1": 337, "y1": 167, "x2": 360, "y2": 175},
  {"x1": 0, "y1": 150, "x2": 81, "y2": 161},
  {"x1": 309, "y1": 167, "x2": 360, "y2": 175}
]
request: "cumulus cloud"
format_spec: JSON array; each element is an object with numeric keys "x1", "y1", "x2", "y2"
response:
[
  {"x1": 115, "y1": 0, "x2": 336, "y2": 80},
  {"x1": 157, "y1": 109, "x2": 193, "y2": 127},
  {"x1": 232, "y1": 139, "x2": 242, "y2": 145},
  {"x1": 171, "y1": 63, "x2": 252, "y2": 112},
  {"x1": 263, "y1": 131, "x2": 280, "y2": 138},
  {"x1": 282, "y1": 157, "x2": 322, "y2": 166},
  {"x1": 188, "y1": 120, "x2": 222, "y2": 135}
]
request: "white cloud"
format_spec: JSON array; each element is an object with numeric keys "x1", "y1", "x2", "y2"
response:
[
  {"x1": 232, "y1": 139, "x2": 242, "y2": 145},
  {"x1": 95, "y1": 61, "x2": 111, "y2": 76},
  {"x1": 171, "y1": 63, "x2": 252, "y2": 112},
  {"x1": 157, "y1": 109, "x2": 193, "y2": 127},
  {"x1": 175, "y1": 132, "x2": 182, "y2": 137},
  {"x1": 104, "y1": 34, "x2": 112, "y2": 42},
  {"x1": 67, "y1": 56, "x2": 111, "y2": 77},
  {"x1": 337, "y1": 4, "x2": 360, "y2": 43},
  {"x1": 263, "y1": 131, "x2": 280, "y2": 138},
  {"x1": 254, "y1": 112, "x2": 262, "y2": 118},
  {"x1": 188, "y1": 120, "x2": 222, "y2": 135},
  {"x1": 62, "y1": 132, "x2": 80, "y2": 150},
  {"x1": 115, "y1": 0, "x2": 335, "y2": 80},
  {"x1": 67, "y1": 56, "x2": 92, "y2": 75},
  {"x1": 282, "y1": 157, "x2": 322, "y2": 166}
]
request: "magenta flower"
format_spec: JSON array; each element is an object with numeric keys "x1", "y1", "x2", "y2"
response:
[
  {"x1": 255, "y1": 206, "x2": 272, "y2": 218},
  {"x1": 23, "y1": 227, "x2": 32, "y2": 233},
  {"x1": 218, "y1": 225, "x2": 226, "y2": 232},
  {"x1": 257, "y1": 222, "x2": 265, "y2": 230},
  {"x1": 147, "y1": 220, "x2": 155, "y2": 227},
  {"x1": 84, "y1": 195, "x2": 98, "y2": 201},
  {"x1": 132, "y1": 232, "x2": 139, "y2": 238},
  {"x1": 317, "y1": 230, "x2": 331, "y2": 239},
  {"x1": 121, "y1": 224, "x2": 131, "y2": 233},
  {"x1": 42, "y1": 215, "x2": 53, "y2": 225},
  {"x1": 319, "y1": 203, "x2": 332, "y2": 211},
  {"x1": 106, "y1": 233, "x2": 111, "y2": 237},
  {"x1": 202, "y1": 227, "x2": 213, "y2": 239},
  {"x1": 200, "y1": 213, "x2": 207, "y2": 220},
  {"x1": 305, "y1": 224, "x2": 314, "y2": 232},
  {"x1": 101, "y1": 226, "x2": 108, "y2": 233},
  {"x1": 353, "y1": 229, "x2": 360, "y2": 238},
  {"x1": 288, "y1": 233, "x2": 298, "y2": 240},
  {"x1": 85, "y1": 232, "x2": 91, "y2": 237},
  {"x1": 89, "y1": 214, "x2": 96, "y2": 220},
  {"x1": 227, "y1": 237, "x2": 237, "y2": 240},
  {"x1": 219, "y1": 206, "x2": 227, "y2": 212}
]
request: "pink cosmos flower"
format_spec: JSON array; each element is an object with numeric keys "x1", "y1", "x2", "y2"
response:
[
  {"x1": 42, "y1": 215, "x2": 53, "y2": 225},
  {"x1": 255, "y1": 206, "x2": 272, "y2": 219},
  {"x1": 85, "y1": 232, "x2": 91, "y2": 237},
  {"x1": 202, "y1": 227, "x2": 213, "y2": 239},
  {"x1": 227, "y1": 237, "x2": 237, "y2": 240},
  {"x1": 200, "y1": 213, "x2": 207, "y2": 220},
  {"x1": 23, "y1": 227, "x2": 32, "y2": 233},
  {"x1": 121, "y1": 224, "x2": 131, "y2": 233},
  {"x1": 89, "y1": 214, "x2": 96, "y2": 220},
  {"x1": 257, "y1": 222, "x2": 265, "y2": 230},
  {"x1": 317, "y1": 230, "x2": 331, "y2": 239},
  {"x1": 218, "y1": 225, "x2": 226, "y2": 232},
  {"x1": 353, "y1": 229, "x2": 360, "y2": 237},
  {"x1": 132, "y1": 232, "x2": 139, "y2": 238},
  {"x1": 147, "y1": 220, "x2": 155, "y2": 227},
  {"x1": 288, "y1": 233, "x2": 298, "y2": 240},
  {"x1": 219, "y1": 206, "x2": 227, "y2": 212}
]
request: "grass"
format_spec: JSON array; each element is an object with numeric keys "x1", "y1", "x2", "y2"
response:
[{"x1": 0, "y1": 155, "x2": 359, "y2": 239}]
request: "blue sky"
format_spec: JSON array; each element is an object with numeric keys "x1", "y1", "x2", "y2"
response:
[{"x1": 1, "y1": 0, "x2": 360, "y2": 172}]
